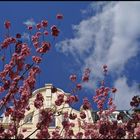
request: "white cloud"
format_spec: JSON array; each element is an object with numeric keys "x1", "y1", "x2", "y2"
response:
[
  {"x1": 113, "y1": 76, "x2": 139, "y2": 110},
  {"x1": 22, "y1": 32, "x2": 30, "y2": 41},
  {"x1": 23, "y1": 18, "x2": 36, "y2": 26},
  {"x1": 56, "y1": 2, "x2": 140, "y2": 109}
]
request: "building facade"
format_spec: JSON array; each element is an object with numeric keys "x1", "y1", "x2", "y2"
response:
[
  {"x1": 1, "y1": 84, "x2": 138, "y2": 139},
  {"x1": 1, "y1": 84, "x2": 93, "y2": 139}
]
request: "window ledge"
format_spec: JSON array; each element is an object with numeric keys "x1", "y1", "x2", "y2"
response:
[{"x1": 23, "y1": 122, "x2": 33, "y2": 125}]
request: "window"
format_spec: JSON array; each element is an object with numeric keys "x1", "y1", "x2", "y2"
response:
[
  {"x1": 49, "y1": 116, "x2": 56, "y2": 127},
  {"x1": 0, "y1": 117, "x2": 3, "y2": 123},
  {"x1": 38, "y1": 111, "x2": 56, "y2": 127},
  {"x1": 92, "y1": 111, "x2": 99, "y2": 122},
  {"x1": 46, "y1": 97, "x2": 51, "y2": 108},
  {"x1": 24, "y1": 112, "x2": 34, "y2": 123},
  {"x1": 4, "y1": 117, "x2": 9, "y2": 123},
  {"x1": 109, "y1": 114, "x2": 116, "y2": 121}
]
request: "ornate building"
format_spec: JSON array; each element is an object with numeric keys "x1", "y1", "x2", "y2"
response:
[
  {"x1": 0, "y1": 84, "x2": 138, "y2": 139},
  {"x1": 0, "y1": 84, "x2": 93, "y2": 139}
]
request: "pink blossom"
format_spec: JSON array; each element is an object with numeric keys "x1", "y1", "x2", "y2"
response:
[
  {"x1": 80, "y1": 111, "x2": 86, "y2": 119},
  {"x1": 41, "y1": 20, "x2": 48, "y2": 27},
  {"x1": 56, "y1": 14, "x2": 63, "y2": 20},
  {"x1": 51, "y1": 25, "x2": 60, "y2": 37},
  {"x1": 69, "y1": 74, "x2": 77, "y2": 82},
  {"x1": 44, "y1": 30, "x2": 49, "y2": 36},
  {"x1": 4, "y1": 20, "x2": 11, "y2": 29},
  {"x1": 112, "y1": 87, "x2": 117, "y2": 93},
  {"x1": 36, "y1": 32, "x2": 42, "y2": 37},
  {"x1": 76, "y1": 83, "x2": 82, "y2": 90},
  {"x1": 36, "y1": 23, "x2": 42, "y2": 30},
  {"x1": 69, "y1": 113, "x2": 77, "y2": 120},
  {"x1": 32, "y1": 56, "x2": 42, "y2": 64},
  {"x1": 36, "y1": 41, "x2": 51, "y2": 53},
  {"x1": 27, "y1": 26, "x2": 33, "y2": 30}
]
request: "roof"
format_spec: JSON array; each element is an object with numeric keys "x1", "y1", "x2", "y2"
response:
[
  {"x1": 91, "y1": 110, "x2": 134, "y2": 122},
  {"x1": 32, "y1": 83, "x2": 70, "y2": 97}
]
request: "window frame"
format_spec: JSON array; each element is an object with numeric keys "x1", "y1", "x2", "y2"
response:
[
  {"x1": 46, "y1": 96, "x2": 52, "y2": 108},
  {"x1": 24, "y1": 112, "x2": 34, "y2": 124},
  {"x1": 49, "y1": 115, "x2": 56, "y2": 128}
]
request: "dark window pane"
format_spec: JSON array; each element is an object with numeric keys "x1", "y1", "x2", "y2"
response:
[{"x1": 49, "y1": 116, "x2": 55, "y2": 127}]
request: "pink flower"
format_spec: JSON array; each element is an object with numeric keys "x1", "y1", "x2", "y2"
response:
[
  {"x1": 16, "y1": 33, "x2": 21, "y2": 38},
  {"x1": 93, "y1": 96, "x2": 98, "y2": 102},
  {"x1": 56, "y1": 14, "x2": 63, "y2": 20},
  {"x1": 26, "y1": 106, "x2": 30, "y2": 111},
  {"x1": 82, "y1": 68, "x2": 90, "y2": 82},
  {"x1": 76, "y1": 132, "x2": 83, "y2": 139},
  {"x1": 3, "y1": 80, "x2": 10, "y2": 90},
  {"x1": 0, "y1": 86, "x2": 5, "y2": 93},
  {"x1": 76, "y1": 83, "x2": 82, "y2": 90},
  {"x1": 135, "y1": 126, "x2": 140, "y2": 137},
  {"x1": 65, "y1": 95, "x2": 78, "y2": 104},
  {"x1": 51, "y1": 25, "x2": 60, "y2": 37},
  {"x1": 1, "y1": 37, "x2": 16, "y2": 49},
  {"x1": 62, "y1": 120, "x2": 70, "y2": 129},
  {"x1": 31, "y1": 35, "x2": 38, "y2": 42},
  {"x1": 36, "y1": 132, "x2": 43, "y2": 139},
  {"x1": 34, "y1": 93, "x2": 44, "y2": 109},
  {"x1": 63, "y1": 111, "x2": 69, "y2": 119},
  {"x1": 6, "y1": 107, "x2": 13, "y2": 115},
  {"x1": 84, "y1": 68, "x2": 91, "y2": 74},
  {"x1": 55, "y1": 99, "x2": 62, "y2": 106},
  {"x1": 36, "y1": 32, "x2": 42, "y2": 37},
  {"x1": 103, "y1": 64, "x2": 107, "y2": 69},
  {"x1": 36, "y1": 41, "x2": 51, "y2": 53},
  {"x1": 4, "y1": 20, "x2": 11, "y2": 29},
  {"x1": 112, "y1": 87, "x2": 117, "y2": 93},
  {"x1": 21, "y1": 43, "x2": 30, "y2": 56},
  {"x1": 22, "y1": 128, "x2": 27, "y2": 132},
  {"x1": 58, "y1": 94, "x2": 64, "y2": 100},
  {"x1": 80, "y1": 111, "x2": 86, "y2": 119},
  {"x1": 27, "y1": 26, "x2": 33, "y2": 30},
  {"x1": 41, "y1": 20, "x2": 48, "y2": 27},
  {"x1": 44, "y1": 30, "x2": 49, "y2": 36},
  {"x1": 69, "y1": 113, "x2": 77, "y2": 120},
  {"x1": 83, "y1": 98, "x2": 91, "y2": 110},
  {"x1": 70, "y1": 122, "x2": 75, "y2": 127},
  {"x1": 36, "y1": 23, "x2": 42, "y2": 30},
  {"x1": 104, "y1": 87, "x2": 110, "y2": 92},
  {"x1": 103, "y1": 64, "x2": 108, "y2": 75},
  {"x1": 55, "y1": 94, "x2": 64, "y2": 105},
  {"x1": 33, "y1": 42, "x2": 39, "y2": 48},
  {"x1": 32, "y1": 56, "x2": 42, "y2": 64},
  {"x1": 69, "y1": 74, "x2": 77, "y2": 82},
  {"x1": 103, "y1": 91, "x2": 108, "y2": 96},
  {"x1": 25, "y1": 64, "x2": 31, "y2": 70},
  {"x1": 1, "y1": 56, "x2": 5, "y2": 61},
  {"x1": 82, "y1": 75, "x2": 89, "y2": 82}
]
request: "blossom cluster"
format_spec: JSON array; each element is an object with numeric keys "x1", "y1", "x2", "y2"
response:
[
  {"x1": 0, "y1": 15, "x2": 63, "y2": 139},
  {"x1": 0, "y1": 15, "x2": 139, "y2": 139}
]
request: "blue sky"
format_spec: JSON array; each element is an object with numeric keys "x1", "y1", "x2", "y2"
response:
[{"x1": 0, "y1": 2, "x2": 140, "y2": 111}]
